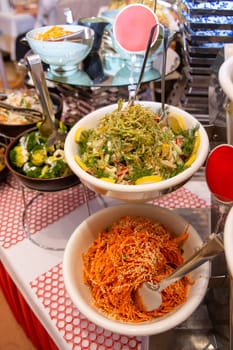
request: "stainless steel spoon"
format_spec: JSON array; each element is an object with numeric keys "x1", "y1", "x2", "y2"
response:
[
  {"x1": 138, "y1": 232, "x2": 224, "y2": 311},
  {"x1": 26, "y1": 54, "x2": 65, "y2": 146},
  {"x1": 47, "y1": 29, "x2": 84, "y2": 42},
  {"x1": 20, "y1": 29, "x2": 86, "y2": 47}
]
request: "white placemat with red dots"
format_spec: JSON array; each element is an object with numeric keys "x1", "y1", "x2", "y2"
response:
[{"x1": 0, "y1": 175, "x2": 211, "y2": 350}]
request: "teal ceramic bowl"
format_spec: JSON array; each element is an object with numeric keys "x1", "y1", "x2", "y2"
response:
[{"x1": 26, "y1": 25, "x2": 95, "y2": 77}]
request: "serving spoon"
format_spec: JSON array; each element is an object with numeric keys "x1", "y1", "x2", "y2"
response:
[
  {"x1": 47, "y1": 29, "x2": 85, "y2": 42},
  {"x1": 138, "y1": 233, "x2": 224, "y2": 311},
  {"x1": 138, "y1": 144, "x2": 233, "y2": 311}
]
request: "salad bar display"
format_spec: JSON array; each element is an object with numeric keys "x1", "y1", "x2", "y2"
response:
[{"x1": 0, "y1": 2, "x2": 233, "y2": 350}]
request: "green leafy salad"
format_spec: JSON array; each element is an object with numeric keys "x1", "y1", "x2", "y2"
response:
[{"x1": 76, "y1": 103, "x2": 200, "y2": 185}]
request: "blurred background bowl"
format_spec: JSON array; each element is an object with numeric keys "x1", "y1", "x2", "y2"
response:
[
  {"x1": 100, "y1": 1, "x2": 179, "y2": 79},
  {"x1": 0, "y1": 109, "x2": 42, "y2": 139},
  {"x1": 99, "y1": 9, "x2": 119, "y2": 25},
  {"x1": 5, "y1": 127, "x2": 80, "y2": 192},
  {"x1": 0, "y1": 89, "x2": 63, "y2": 138},
  {"x1": 26, "y1": 25, "x2": 95, "y2": 76},
  {"x1": 64, "y1": 101, "x2": 209, "y2": 203},
  {"x1": 78, "y1": 17, "x2": 109, "y2": 51},
  {"x1": 63, "y1": 203, "x2": 210, "y2": 336},
  {"x1": 101, "y1": 23, "x2": 176, "y2": 84}
]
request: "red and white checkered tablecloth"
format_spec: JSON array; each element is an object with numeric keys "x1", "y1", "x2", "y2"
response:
[
  {"x1": 30, "y1": 263, "x2": 143, "y2": 350},
  {"x1": 0, "y1": 177, "x2": 96, "y2": 249}
]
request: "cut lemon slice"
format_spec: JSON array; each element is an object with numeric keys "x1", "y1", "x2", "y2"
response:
[
  {"x1": 74, "y1": 127, "x2": 85, "y2": 142},
  {"x1": 192, "y1": 131, "x2": 201, "y2": 155},
  {"x1": 100, "y1": 177, "x2": 116, "y2": 183},
  {"x1": 184, "y1": 154, "x2": 197, "y2": 167},
  {"x1": 184, "y1": 131, "x2": 200, "y2": 167},
  {"x1": 74, "y1": 155, "x2": 88, "y2": 171},
  {"x1": 167, "y1": 114, "x2": 185, "y2": 133},
  {"x1": 135, "y1": 175, "x2": 162, "y2": 185}
]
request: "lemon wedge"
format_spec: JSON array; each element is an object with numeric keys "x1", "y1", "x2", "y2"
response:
[
  {"x1": 184, "y1": 131, "x2": 200, "y2": 167},
  {"x1": 192, "y1": 131, "x2": 201, "y2": 155},
  {"x1": 100, "y1": 177, "x2": 116, "y2": 183},
  {"x1": 74, "y1": 127, "x2": 85, "y2": 142},
  {"x1": 167, "y1": 114, "x2": 185, "y2": 133},
  {"x1": 135, "y1": 175, "x2": 162, "y2": 185},
  {"x1": 74, "y1": 155, "x2": 88, "y2": 171}
]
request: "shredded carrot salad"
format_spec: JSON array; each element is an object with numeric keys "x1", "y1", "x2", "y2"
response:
[{"x1": 82, "y1": 215, "x2": 191, "y2": 323}]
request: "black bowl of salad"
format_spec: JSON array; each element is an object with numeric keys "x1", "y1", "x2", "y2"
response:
[
  {"x1": 0, "y1": 89, "x2": 63, "y2": 138},
  {"x1": 5, "y1": 126, "x2": 80, "y2": 192}
]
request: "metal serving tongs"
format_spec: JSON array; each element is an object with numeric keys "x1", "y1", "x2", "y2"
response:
[
  {"x1": 127, "y1": 24, "x2": 158, "y2": 107},
  {"x1": 160, "y1": 25, "x2": 169, "y2": 121},
  {"x1": 138, "y1": 232, "x2": 224, "y2": 311},
  {"x1": 26, "y1": 54, "x2": 65, "y2": 146},
  {"x1": 0, "y1": 100, "x2": 42, "y2": 121}
]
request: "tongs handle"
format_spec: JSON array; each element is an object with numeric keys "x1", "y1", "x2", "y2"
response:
[
  {"x1": 128, "y1": 24, "x2": 158, "y2": 105},
  {"x1": 0, "y1": 101, "x2": 42, "y2": 118},
  {"x1": 160, "y1": 26, "x2": 169, "y2": 121},
  {"x1": 26, "y1": 54, "x2": 55, "y2": 134}
]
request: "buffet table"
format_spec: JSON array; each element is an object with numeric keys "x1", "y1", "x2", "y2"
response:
[{"x1": 2, "y1": 170, "x2": 226, "y2": 350}]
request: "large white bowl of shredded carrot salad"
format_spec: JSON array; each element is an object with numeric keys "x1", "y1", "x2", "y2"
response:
[
  {"x1": 63, "y1": 204, "x2": 210, "y2": 336},
  {"x1": 64, "y1": 101, "x2": 209, "y2": 203}
]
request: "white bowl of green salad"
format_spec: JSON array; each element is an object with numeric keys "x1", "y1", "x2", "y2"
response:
[{"x1": 64, "y1": 101, "x2": 209, "y2": 203}]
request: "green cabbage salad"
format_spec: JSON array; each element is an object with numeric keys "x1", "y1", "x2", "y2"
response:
[{"x1": 76, "y1": 102, "x2": 199, "y2": 185}]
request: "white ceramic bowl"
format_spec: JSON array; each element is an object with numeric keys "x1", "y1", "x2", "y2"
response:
[
  {"x1": 218, "y1": 55, "x2": 233, "y2": 144},
  {"x1": 224, "y1": 206, "x2": 233, "y2": 277},
  {"x1": 63, "y1": 204, "x2": 210, "y2": 336},
  {"x1": 26, "y1": 25, "x2": 94, "y2": 76},
  {"x1": 64, "y1": 101, "x2": 209, "y2": 203},
  {"x1": 219, "y1": 55, "x2": 233, "y2": 102}
]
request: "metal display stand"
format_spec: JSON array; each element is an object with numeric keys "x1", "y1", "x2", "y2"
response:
[{"x1": 20, "y1": 181, "x2": 110, "y2": 251}]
